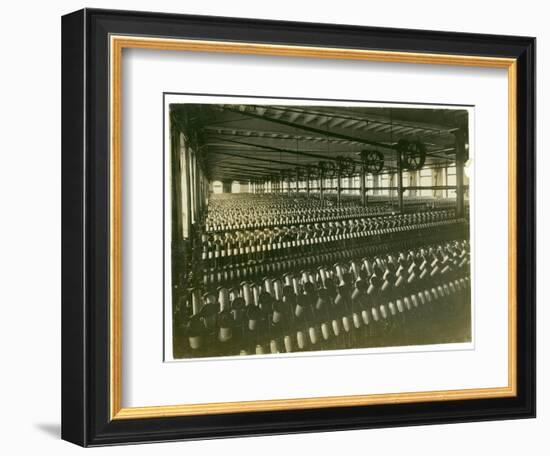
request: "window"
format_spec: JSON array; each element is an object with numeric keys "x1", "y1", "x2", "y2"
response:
[
  {"x1": 402, "y1": 172, "x2": 409, "y2": 188},
  {"x1": 231, "y1": 181, "x2": 241, "y2": 193},
  {"x1": 380, "y1": 174, "x2": 390, "y2": 196},
  {"x1": 355, "y1": 176, "x2": 360, "y2": 195},
  {"x1": 366, "y1": 174, "x2": 374, "y2": 195},
  {"x1": 447, "y1": 166, "x2": 457, "y2": 198},
  {"x1": 419, "y1": 169, "x2": 432, "y2": 197}
]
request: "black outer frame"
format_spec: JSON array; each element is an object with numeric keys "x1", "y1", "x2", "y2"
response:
[{"x1": 61, "y1": 8, "x2": 536, "y2": 447}]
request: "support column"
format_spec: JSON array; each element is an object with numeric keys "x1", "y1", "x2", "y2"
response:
[
  {"x1": 287, "y1": 173, "x2": 291, "y2": 196},
  {"x1": 455, "y1": 129, "x2": 466, "y2": 218},
  {"x1": 409, "y1": 171, "x2": 418, "y2": 197},
  {"x1": 171, "y1": 132, "x2": 183, "y2": 242},
  {"x1": 194, "y1": 159, "x2": 200, "y2": 217},
  {"x1": 295, "y1": 168, "x2": 300, "y2": 195},
  {"x1": 360, "y1": 167, "x2": 366, "y2": 207},
  {"x1": 198, "y1": 171, "x2": 203, "y2": 216},
  {"x1": 319, "y1": 171, "x2": 325, "y2": 204},
  {"x1": 433, "y1": 168, "x2": 445, "y2": 198},
  {"x1": 396, "y1": 153, "x2": 404, "y2": 213},
  {"x1": 185, "y1": 150, "x2": 193, "y2": 235},
  {"x1": 337, "y1": 171, "x2": 342, "y2": 206},
  {"x1": 306, "y1": 169, "x2": 310, "y2": 199}
]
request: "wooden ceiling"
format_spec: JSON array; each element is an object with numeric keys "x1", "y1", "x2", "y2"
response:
[{"x1": 171, "y1": 103, "x2": 468, "y2": 182}]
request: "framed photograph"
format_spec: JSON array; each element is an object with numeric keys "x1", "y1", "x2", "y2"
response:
[{"x1": 61, "y1": 8, "x2": 535, "y2": 447}]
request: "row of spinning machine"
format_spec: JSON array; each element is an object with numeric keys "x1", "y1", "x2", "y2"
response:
[{"x1": 172, "y1": 108, "x2": 471, "y2": 358}]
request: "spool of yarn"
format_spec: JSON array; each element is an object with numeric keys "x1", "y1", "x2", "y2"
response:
[
  {"x1": 321, "y1": 323, "x2": 331, "y2": 340},
  {"x1": 361, "y1": 310, "x2": 370, "y2": 325},
  {"x1": 309, "y1": 326, "x2": 318, "y2": 345},
  {"x1": 396, "y1": 299, "x2": 404, "y2": 313},
  {"x1": 284, "y1": 335, "x2": 293, "y2": 353},
  {"x1": 342, "y1": 316, "x2": 351, "y2": 332},
  {"x1": 332, "y1": 319, "x2": 341, "y2": 337},
  {"x1": 297, "y1": 331, "x2": 306, "y2": 349},
  {"x1": 188, "y1": 335, "x2": 202, "y2": 350},
  {"x1": 435, "y1": 285, "x2": 444, "y2": 298}
]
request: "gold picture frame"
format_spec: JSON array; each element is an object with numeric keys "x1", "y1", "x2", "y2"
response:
[
  {"x1": 62, "y1": 8, "x2": 535, "y2": 446},
  {"x1": 110, "y1": 36, "x2": 517, "y2": 420}
]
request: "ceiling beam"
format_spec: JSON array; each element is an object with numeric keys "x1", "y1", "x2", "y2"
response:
[
  {"x1": 223, "y1": 105, "x2": 396, "y2": 150},
  {"x1": 258, "y1": 105, "x2": 458, "y2": 135},
  {"x1": 208, "y1": 136, "x2": 362, "y2": 164},
  {"x1": 208, "y1": 150, "x2": 309, "y2": 168}
]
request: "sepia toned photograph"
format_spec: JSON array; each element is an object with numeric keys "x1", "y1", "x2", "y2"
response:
[
  {"x1": 166, "y1": 97, "x2": 473, "y2": 360},
  {"x1": 60, "y1": 9, "x2": 535, "y2": 445}
]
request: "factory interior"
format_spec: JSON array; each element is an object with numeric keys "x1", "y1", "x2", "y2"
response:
[{"x1": 169, "y1": 103, "x2": 472, "y2": 358}]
